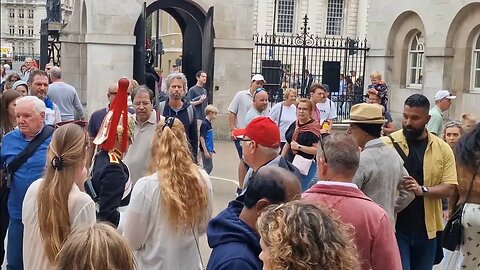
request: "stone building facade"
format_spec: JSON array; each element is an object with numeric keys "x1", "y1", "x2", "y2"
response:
[
  {"x1": 60, "y1": 0, "x2": 255, "y2": 138},
  {"x1": 254, "y1": 0, "x2": 367, "y2": 38},
  {"x1": 366, "y1": 1, "x2": 480, "y2": 123},
  {"x1": 0, "y1": 0, "x2": 73, "y2": 60}
]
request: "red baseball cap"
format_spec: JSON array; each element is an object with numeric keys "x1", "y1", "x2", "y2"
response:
[{"x1": 233, "y1": 117, "x2": 280, "y2": 148}]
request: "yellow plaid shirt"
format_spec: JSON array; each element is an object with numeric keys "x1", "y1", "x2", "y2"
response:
[{"x1": 382, "y1": 130, "x2": 457, "y2": 239}]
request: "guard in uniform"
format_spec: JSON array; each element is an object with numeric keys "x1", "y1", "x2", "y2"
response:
[{"x1": 87, "y1": 78, "x2": 135, "y2": 227}]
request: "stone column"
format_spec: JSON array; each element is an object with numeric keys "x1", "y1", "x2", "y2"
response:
[{"x1": 211, "y1": 0, "x2": 255, "y2": 139}]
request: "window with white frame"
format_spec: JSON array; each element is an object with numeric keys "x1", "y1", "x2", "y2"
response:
[
  {"x1": 326, "y1": 0, "x2": 344, "y2": 36},
  {"x1": 18, "y1": 42, "x2": 25, "y2": 54},
  {"x1": 9, "y1": 9, "x2": 15, "y2": 18},
  {"x1": 28, "y1": 9, "x2": 34, "y2": 19},
  {"x1": 18, "y1": 9, "x2": 24, "y2": 19},
  {"x1": 407, "y1": 32, "x2": 425, "y2": 87},
  {"x1": 472, "y1": 34, "x2": 480, "y2": 92},
  {"x1": 9, "y1": 26, "x2": 15, "y2": 36},
  {"x1": 18, "y1": 26, "x2": 25, "y2": 36},
  {"x1": 276, "y1": 0, "x2": 295, "y2": 34},
  {"x1": 28, "y1": 26, "x2": 34, "y2": 37},
  {"x1": 28, "y1": 43, "x2": 34, "y2": 55}
]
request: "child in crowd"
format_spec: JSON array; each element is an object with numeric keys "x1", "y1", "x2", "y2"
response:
[
  {"x1": 367, "y1": 70, "x2": 388, "y2": 112},
  {"x1": 461, "y1": 113, "x2": 476, "y2": 133},
  {"x1": 199, "y1": 104, "x2": 218, "y2": 174},
  {"x1": 56, "y1": 223, "x2": 136, "y2": 270}
]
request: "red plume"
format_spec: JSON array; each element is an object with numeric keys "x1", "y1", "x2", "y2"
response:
[{"x1": 101, "y1": 78, "x2": 130, "y2": 152}]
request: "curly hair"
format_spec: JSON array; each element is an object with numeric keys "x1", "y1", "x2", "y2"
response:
[
  {"x1": 37, "y1": 123, "x2": 88, "y2": 263},
  {"x1": 257, "y1": 201, "x2": 358, "y2": 270},
  {"x1": 149, "y1": 117, "x2": 209, "y2": 232}
]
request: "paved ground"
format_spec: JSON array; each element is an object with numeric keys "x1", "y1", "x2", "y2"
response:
[
  {"x1": 198, "y1": 140, "x2": 239, "y2": 263},
  {"x1": 1, "y1": 140, "x2": 447, "y2": 269}
]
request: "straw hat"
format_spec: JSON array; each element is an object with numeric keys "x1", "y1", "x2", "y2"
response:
[{"x1": 344, "y1": 103, "x2": 387, "y2": 124}]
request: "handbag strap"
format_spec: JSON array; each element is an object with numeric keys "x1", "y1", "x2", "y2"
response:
[
  {"x1": 387, "y1": 135, "x2": 407, "y2": 162},
  {"x1": 463, "y1": 163, "x2": 479, "y2": 204},
  {"x1": 4, "y1": 125, "x2": 54, "y2": 187},
  {"x1": 277, "y1": 102, "x2": 284, "y2": 127},
  {"x1": 192, "y1": 228, "x2": 205, "y2": 270}
]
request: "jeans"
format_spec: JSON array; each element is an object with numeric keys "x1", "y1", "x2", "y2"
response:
[
  {"x1": 234, "y1": 140, "x2": 243, "y2": 159},
  {"x1": 6, "y1": 218, "x2": 23, "y2": 270},
  {"x1": 300, "y1": 162, "x2": 317, "y2": 192},
  {"x1": 396, "y1": 228, "x2": 436, "y2": 270},
  {"x1": 201, "y1": 151, "x2": 213, "y2": 174}
]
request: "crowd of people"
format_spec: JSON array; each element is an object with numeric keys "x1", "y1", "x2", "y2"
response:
[{"x1": 0, "y1": 58, "x2": 479, "y2": 270}]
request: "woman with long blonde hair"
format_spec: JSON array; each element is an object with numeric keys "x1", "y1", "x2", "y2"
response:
[
  {"x1": 22, "y1": 123, "x2": 96, "y2": 269},
  {"x1": 123, "y1": 116, "x2": 212, "y2": 269}
]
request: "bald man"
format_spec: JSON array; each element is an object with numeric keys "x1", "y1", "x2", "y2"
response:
[
  {"x1": 244, "y1": 90, "x2": 269, "y2": 125},
  {"x1": 47, "y1": 66, "x2": 85, "y2": 121},
  {"x1": 207, "y1": 166, "x2": 301, "y2": 270},
  {"x1": 86, "y1": 82, "x2": 134, "y2": 168}
]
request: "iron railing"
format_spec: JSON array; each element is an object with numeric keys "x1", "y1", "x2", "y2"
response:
[{"x1": 252, "y1": 15, "x2": 370, "y2": 122}]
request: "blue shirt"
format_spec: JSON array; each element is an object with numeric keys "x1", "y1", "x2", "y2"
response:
[
  {"x1": 200, "y1": 119, "x2": 214, "y2": 153},
  {"x1": 1, "y1": 128, "x2": 52, "y2": 219}
]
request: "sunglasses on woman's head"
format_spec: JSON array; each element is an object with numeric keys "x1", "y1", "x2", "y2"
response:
[{"x1": 445, "y1": 120, "x2": 461, "y2": 128}]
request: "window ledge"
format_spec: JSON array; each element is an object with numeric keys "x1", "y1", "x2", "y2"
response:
[
  {"x1": 469, "y1": 89, "x2": 480, "y2": 94},
  {"x1": 406, "y1": 85, "x2": 423, "y2": 90}
]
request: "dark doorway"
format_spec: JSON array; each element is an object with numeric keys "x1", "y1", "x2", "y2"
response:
[{"x1": 133, "y1": 0, "x2": 215, "y2": 102}]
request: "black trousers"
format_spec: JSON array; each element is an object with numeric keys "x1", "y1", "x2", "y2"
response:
[{"x1": 0, "y1": 186, "x2": 9, "y2": 268}]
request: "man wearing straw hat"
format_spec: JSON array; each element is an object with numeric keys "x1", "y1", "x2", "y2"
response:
[{"x1": 345, "y1": 103, "x2": 414, "y2": 223}]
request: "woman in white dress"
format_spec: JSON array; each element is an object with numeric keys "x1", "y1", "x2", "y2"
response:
[
  {"x1": 22, "y1": 123, "x2": 96, "y2": 269},
  {"x1": 123, "y1": 116, "x2": 213, "y2": 270}
]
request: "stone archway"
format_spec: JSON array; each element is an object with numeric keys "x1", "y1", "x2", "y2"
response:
[
  {"x1": 444, "y1": 2, "x2": 480, "y2": 92},
  {"x1": 384, "y1": 11, "x2": 426, "y2": 114},
  {"x1": 386, "y1": 11, "x2": 426, "y2": 89},
  {"x1": 60, "y1": 0, "x2": 255, "y2": 138},
  {"x1": 133, "y1": 0, "x2": 215, "y2": 95}
]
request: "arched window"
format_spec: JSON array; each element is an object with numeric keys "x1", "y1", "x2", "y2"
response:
[
  {"x1": 472, "y1": 33, "x2": 480, "y2": 92},
  {"x1": 18, "y1": 42, "x2": 25, "y2": 55},
  {"x1": 407, "y1": 32, "x2": 424, "y2": 88},
  {"x1": 28, "y1": 42, "x2": 34, "y2": 55}
]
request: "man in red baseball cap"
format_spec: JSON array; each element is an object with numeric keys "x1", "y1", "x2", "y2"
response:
[{"x1": 233, "y1": 117, "x2": 301, "y2": 194}]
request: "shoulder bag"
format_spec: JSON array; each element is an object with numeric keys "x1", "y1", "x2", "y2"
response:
[
  {"x1": 193, "y1": 228, "x2": 206, "y2": 270},
  {"x1": 277, "y1": 101, "x2": 284, "y2": 127},
  {"x1": 442, "y1": 164, "x2": 479, "y2": 251},
  {"x1": 0, "y1": 125, "x2": 54, "y2": 263}
]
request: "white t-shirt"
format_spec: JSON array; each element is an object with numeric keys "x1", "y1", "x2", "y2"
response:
[
  {"x1": 228, "y1": 90, "x2": 253, "y2": 129},
  {"x1": 245, "y1": 107, "x2": 268, "y2": 126},
  {"x1": 269, "y1": 102, "x2": 297, "y2": 142},
  {"x1": 122, "y1": 170, "x2": 213, "y2": 270},
  {"x1": 316, "y1": 98, "x2": 337, "y2": 125},
  {"x1": 22, "y1": 179, "x2": 96, "y2": 270}
]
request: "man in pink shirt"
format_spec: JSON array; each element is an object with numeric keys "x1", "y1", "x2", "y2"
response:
[{"x1": 302, "y1": 133, "x2": 402, "y2": 270}]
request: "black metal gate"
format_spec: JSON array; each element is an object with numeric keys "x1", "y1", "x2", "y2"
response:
[{"x1": 252, "y1": 15, "x2": 370, "y2": 122}]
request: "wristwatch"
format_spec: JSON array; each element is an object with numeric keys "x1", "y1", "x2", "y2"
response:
[
  {"x1": 298, "y1": 145, "x2": 302, "y2": 150},
  {"x1": 421, "y1": 186, "x2": 429, "y2": 195}
]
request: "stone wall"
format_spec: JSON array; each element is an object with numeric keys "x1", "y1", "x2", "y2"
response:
[{"x1": 366, "y1": 1, "x2": 480, "y2": 124}]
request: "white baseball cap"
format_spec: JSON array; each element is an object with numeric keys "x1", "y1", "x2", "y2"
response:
[
  {"x1": 434, "y1": 90, "x2": 456, "y2": 101},
  {"x1": 251, "y1": 74, "x2": 266, "y2": 83}
]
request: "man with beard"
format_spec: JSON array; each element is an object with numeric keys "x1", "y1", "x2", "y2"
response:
[
  {"x1": 382, "y1": 94, "x2": 457, "y2": 270},
  {"x1": 157, "y1": 72, "x2": 198, "y2": 161}
]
